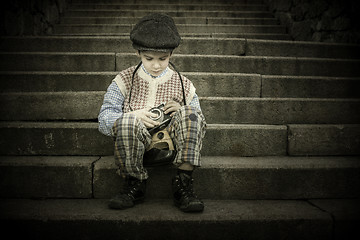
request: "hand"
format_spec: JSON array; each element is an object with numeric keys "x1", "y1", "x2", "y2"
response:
[
  {"x1": 164, "y1": 100, "x2": 181, "y2": 117},
  {"x1": 129, "y1": 108, "x2": 159, "y2": 128}
]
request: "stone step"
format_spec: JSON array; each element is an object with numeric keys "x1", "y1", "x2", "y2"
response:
[
  {"x1": 0, "y1": 72, "x2": 262, "y2": 97},
  {"x1": 0, "y1": 122, "x2": 287, "y2": 156},
  {"x1": 2, "y1": 52, "x2": 359, "y2": 77},
  {"x1": 69, "y1": 3, "x2": 269, "y2": 11},
  {"x1": 3, "y1": 198, "x2": 354, "y2": 240},
  {"x1": 0, "y1": 52, "x2": 116, "y2": 72},
  {"x1": 1, "y1": 92, "x2": 359, "y2": 124},
  {"x1": 1, "y1": 122, "x2": 359, "y2": 156},
  {"x1": 1, "y1": 156, "x2": 359, "y2": 199},
  {"x1": 53, "y1": 32, "x2": 291, "y2": 40},
  {"x1": 73, "y1": 0, "x2": 266, "y2": 3},
  {"x1": 60, "y1": 16, "x2": 279, "y2": 25},
  {"x1": 1, "y1": 71, "x2": 359, "y2": 98},
  {"x1": 72, "y1": 0, "x2": 266, "y2": 3},
  {"x1": 262, "y1": 75, "x2": 360, "y2": 98},
  {"x1": 62, "y1": 9, "x2": 274, "y2": 18},
  {"x1": 0, "y1": 36, "x2": 248, "y2": 56},
  {"x1": 53, "y1": 24, "x2": 287, "y2": 35},
  {"x1": 288, "y1": 124, "x2": 360, "y2": 156},
  {"x1": 2, "y1": 37, "x2": 358, "y2": 59}
]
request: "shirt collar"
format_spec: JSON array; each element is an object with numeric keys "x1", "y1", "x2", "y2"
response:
[{"x1": 141, "y1": 64, "x2": 168, "y2": 79}]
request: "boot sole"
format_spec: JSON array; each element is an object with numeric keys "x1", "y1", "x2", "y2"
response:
[
  {"x1": 174, "y1": 200, "x2": 204, "y2": 213},
  {"x1": 108, "y1": 197, "x2": 145, "y2": 210}
]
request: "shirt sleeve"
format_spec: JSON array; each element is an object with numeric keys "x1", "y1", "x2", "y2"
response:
[
  {"x1": 189, "y1": 93, "x2": 202, "y2": 112},
  {"x1": 98, "y1": 81, "x2": 125, "y2": 136}
]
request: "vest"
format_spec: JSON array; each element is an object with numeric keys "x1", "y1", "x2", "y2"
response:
[{"x1": 113, "y1": 65, "x2": 196, "y2": 113}]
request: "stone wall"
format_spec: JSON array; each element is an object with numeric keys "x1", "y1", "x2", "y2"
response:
[
  {"x1": 267, "y1": 0, "x2": 360, "y2": 43},
  {"x1": 0, "y1": 0, "x2": 71, "y2": 36}
]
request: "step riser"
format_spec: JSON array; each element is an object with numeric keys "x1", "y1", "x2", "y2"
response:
[
  {"x1": 246, "y1": 40, "x2": 360, "y2": 59},
  {"x1": 0, "y1": 72, "x2": 262, "y2": 97},
  {"x1": 0, "y1": 72, "x2": 115, "y2": 92},
  {"x1": 0, "y1": 37, "x2": 247, "y2": 56},
  {"x1": 53, "y1": 32, "x2": 291, "y2": 40},
  {"x1": 2, "y1": 37, "x2": 359, "y2": 59},
  {"x1": 262, "y1": 76, "x2": 360, "y2": 98},
  {"x1": 1, "y1": 156, "x2": 359, "y2": 200},
  {"x1": 1, "y1": 73, "x2": 358, "y2": 98},
  {"x1": 1, "y1": 93, "x2": 359, "y2": 124},
  {"x1": 288, "y1": 124, "x2": 360, "y2": 156},
  {"x1": 69, "y1": 4, "x2": 269, "y2": 11},
  {"x1": 0, "y1": 157, "x2": 96, "y2": 198},
  {"x1": 94, "y1": 157, "x2": 360, "y2": 200},
  {"x1": 63, "y1": 10, "x2": 274, "y2": 18},
  {"x1": 0, "y1": 123, "x2": 287, "y2": 156},
  {"x1": 2, "y1": 53, "x2": 359, "y2": 77},
  {"x1": 54, "y1": 24, "x2": 286, "y2": 34},
  {"x1": 71, "y1": 0, "x2": 267, "y2": 3},
  {"x1": 60, "y1": 17, "x2": 279, "y2": 25},
  {"x1": 0, "y1": 53, "x2": 115, "y2": 72},
  {"x1": 119, "y1": 54, "x2": 360, "y2": 77},
  {"x1": 1, "y1": 123, "x2": 359, "y2": 156},
  {"x1": 0, "y1": 199, "x2": 332, "y2": 240}
]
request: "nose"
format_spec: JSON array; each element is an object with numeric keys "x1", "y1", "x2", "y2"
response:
[{"x1": 153, "y1": 61, "x2": 161, "y2": 69}]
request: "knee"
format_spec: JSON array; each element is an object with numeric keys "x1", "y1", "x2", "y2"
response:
[
  {"x1": 178, "y1": 105, "x2": 203, "y2": 123},
  {"x1": 112, "y1": 114, "x2": 142, "y2": 137}
]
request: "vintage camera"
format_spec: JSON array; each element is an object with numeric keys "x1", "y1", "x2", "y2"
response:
[{"x1": 148, "y1": 103, "x2": 172, "y2": 135}]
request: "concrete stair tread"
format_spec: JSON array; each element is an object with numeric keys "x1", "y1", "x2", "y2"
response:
[
  {"x1": 1, "y1": 91, "x2": 359, "y2": 123},
  {"x1": 1, "y1": 198, "x2": 359, "y2": 239},
  {"x1": 60, "y1": 16, "x2": 280, "y2": 25},
  {"x1": 6, "y1": 71, "x2": 359, "y2": 98},
  {"x1": 52, "y1": 32, "x2": 292, "y2": 40},
  {"x1": 2, "y1": 52, "x2": 359, "y2": 76},
  {"x1": 0, "y1": 122, "x2": 359, "y2": 156},
  {"x1": 1, "y1": 36, "x2": 359, "y2": 59},
  {"x1": 1, "y1": 155, "x2": 359, "y2": 199},
  {"x1": 53, "y1": 24, "x2": 287, "y2": 34}
]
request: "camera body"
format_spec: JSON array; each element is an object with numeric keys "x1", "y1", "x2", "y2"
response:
[{"x1": 148, "y1": 103, "x2": 172, "y2": 135}]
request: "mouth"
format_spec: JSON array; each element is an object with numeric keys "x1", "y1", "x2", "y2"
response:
[{"x1": 152, "y1": 70, "x2": 162, "y2": 75}]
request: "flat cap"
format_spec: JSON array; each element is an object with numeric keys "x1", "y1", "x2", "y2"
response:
[{"x1": 130, "y1": 13, "x2": 181, "y2": 52}]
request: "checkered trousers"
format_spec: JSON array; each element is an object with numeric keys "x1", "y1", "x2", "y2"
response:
[{"x1": 112, "y1": 105, "x2": 206, "y2": 180}]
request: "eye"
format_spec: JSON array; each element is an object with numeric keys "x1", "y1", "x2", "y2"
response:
[
  {"x1": 146, "y1": 58, "x2": 153, "y2": 61},
  {"x1": 160, "y1": 58, "x2": 167, "y2": 61}
]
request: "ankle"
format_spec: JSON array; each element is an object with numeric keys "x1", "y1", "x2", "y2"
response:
[
  {"x1": 178, "y1": 162, "x2": 194, "y2": 172},
  {"x1": 177, "y1": 168, "x2": 193, "y2": 177}
]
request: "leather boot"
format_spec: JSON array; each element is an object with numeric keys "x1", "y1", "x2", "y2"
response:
[
  {"x1": 172, "y1": 172, "x2": 204, "y2": 212},
  {"x1": 108, "y1": 176, "x2": 146, "y2": 210}
]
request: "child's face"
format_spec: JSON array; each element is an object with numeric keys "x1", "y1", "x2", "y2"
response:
[{"x1": 137, "y1": 51, "x2": 171, "y2": 77}]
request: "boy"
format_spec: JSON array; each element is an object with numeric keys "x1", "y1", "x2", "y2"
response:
[{"x1": 98, "y1": 13, "x2": 206, "y2": 212}]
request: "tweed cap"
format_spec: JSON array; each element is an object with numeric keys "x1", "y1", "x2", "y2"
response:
[{"x1": 130, "y1": 13, "x2": 181, "y2": 52}]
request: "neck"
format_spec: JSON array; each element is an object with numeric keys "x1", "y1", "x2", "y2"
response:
[{"x1": 141, "y1": 64, "x2": 168, "y2": 79}]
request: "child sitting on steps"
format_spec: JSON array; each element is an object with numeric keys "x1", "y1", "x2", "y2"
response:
[{"x1": 98, "y1": 13, "x2": 206, "y2": 212}]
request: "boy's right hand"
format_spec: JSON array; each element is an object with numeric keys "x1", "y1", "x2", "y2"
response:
[{"x1": 130, "y1": 108, "x2": 160, "y2": 128}]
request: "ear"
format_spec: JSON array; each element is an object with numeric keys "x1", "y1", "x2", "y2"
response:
[{"x1": 136, "y1": 50, "x2": 141, "y2": 57}]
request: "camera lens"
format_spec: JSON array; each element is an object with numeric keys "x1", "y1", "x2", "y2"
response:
[{"x1": 150, "y1": 108, "x2": 162, "y2": 121}]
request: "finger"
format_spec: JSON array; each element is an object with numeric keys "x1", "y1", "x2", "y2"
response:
[
  {"x1": 145, "y1": 111, "x2": 158, "y2": 118},
  {"x1": 143, "y1": 116, "x2": 159, "y2": 126}
]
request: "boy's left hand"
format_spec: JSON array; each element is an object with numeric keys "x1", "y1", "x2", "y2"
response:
[{"x1": 164, "y1": 100, "x2": 181, "y2": 117}]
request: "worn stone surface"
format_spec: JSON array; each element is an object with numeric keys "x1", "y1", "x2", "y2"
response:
[
  {"x1": 309, "y1": 199, "x2": 360, "y2": 240},
  {"x1": 0, "y1": 122, "x2": 287, "y2": 156},
  {"x1": 0, "y1": 198, "x2": 332, "y2": 240},
  {"x1": 0, "y1": 0, "x2": 71, "y2": 36},
  {"x1": 94, "y1": 156, "x2": 360, "y2": 200},
  {"x1": 288, "y1": 124, "x2": 360, "y2": 155},
  {"x1": 268, "y1": 0, "x2": 360, "y2": 43},
  {"x1": 0, "y1": 156, "x2": 96, "y2": 198}
]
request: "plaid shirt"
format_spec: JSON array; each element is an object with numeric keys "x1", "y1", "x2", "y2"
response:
[{"x1": 98, "y1": 76, "x2": 202, "y2": 137}]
